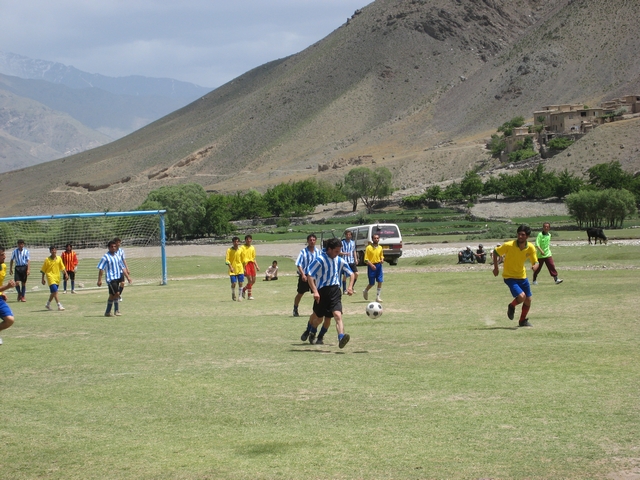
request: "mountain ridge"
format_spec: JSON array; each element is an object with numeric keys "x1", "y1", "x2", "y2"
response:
[{"x1": 0, "y1": 0, "x2": 638, "y2": 216}]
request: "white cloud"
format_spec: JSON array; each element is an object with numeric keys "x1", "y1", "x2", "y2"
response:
[{"x1": 0, "y1": 0, "x2": 369, "y2": 87}]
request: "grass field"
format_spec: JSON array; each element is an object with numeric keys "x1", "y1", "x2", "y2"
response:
[{"x1": 1, "y1": 246, "x2": 639, "y2": 479}]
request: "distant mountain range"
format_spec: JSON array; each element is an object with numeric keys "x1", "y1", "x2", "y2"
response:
[
  {"x1": 0, "y1": 51, "x2": 212, "y2": 173},
  {"x1": 0, "y1": 0, "x2": 638, "y2": 216}
]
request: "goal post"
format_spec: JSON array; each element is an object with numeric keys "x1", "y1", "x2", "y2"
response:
[{"x1": 0, "y1": 210, "x2": 167, "y2": 288}]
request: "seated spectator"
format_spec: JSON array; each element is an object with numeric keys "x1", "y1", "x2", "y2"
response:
[
  {"x1": 474, "y1": 244, "x2": 486, "y2": 264},
  {"x1": 490, "y1": 244, "x2": 505, "y2": 265},
  {"x1": 263, "y1": 260, "x2": 279, "y2": 281},
  {"x1": 458, "y1": 246, "x2": 475, "y2": 264}
]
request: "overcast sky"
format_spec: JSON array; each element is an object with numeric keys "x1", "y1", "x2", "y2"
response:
[{"x1": 0, "y1": 0, "x2": 370, "y2": 88}]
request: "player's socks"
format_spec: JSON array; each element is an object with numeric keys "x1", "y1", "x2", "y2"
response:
[
  {"x1": 338, "y1": 333, "x2": 345, "y2": 341},
  {"x1": 376, "y1": 288, "x2": 382, "y2": 297},
  {"x1": 310, "y1": 326, "x2": 317, "y2": 334},
  {"x1": 105, "y1": 301, "x2": 113, "y2": 315},
  {"x1": 520, "y1": 304, "x2": 530, "y2": 321},
  {"x1": 510, "y1": 299, "x2": 519, "y2": 307},
  {"x1": 319, "y1": 326, "x2": 328, "y2": 337},
  {"x1": 114, "y1": 301, "x2": 119, "y2": 313},
  {"x1": 21, "y1": 286, "x2": 26, "y2": 298}
]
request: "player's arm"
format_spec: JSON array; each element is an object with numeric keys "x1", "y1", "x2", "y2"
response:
[
  {"x1": 0, "y1": 279, "x2": 16, "y2": 292},
  {"x1": 307, "y1": 276, "x2": 320, "y2": 303},
  {"x1": 97, "y1": 269, "x2": 103, "y2": 287},
  {"x1": 41, "y1": 268, "x2": 46, "y2": 285},
  {"x1": 26, "y1": 259, "x2": 30, "y2": 276},
  {"x1": 9, "y1": 257, "x2": 14, "y2": 275},
  {"x1": 492, "y1": 248, "x2": 501, "y2": 277}
]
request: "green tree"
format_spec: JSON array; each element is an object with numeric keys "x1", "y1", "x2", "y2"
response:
[
  {"x1": 547, "y1": 137, "x2": 574, "y2": 150},
  {"x1": 425, "y1": 185, "x2": 443, "y2": 203},
  {"x1": 554, "y1": 169, "x2": 584, "y2": 198},
  {"x1": 460, "y1": 171, "x2": 484, "y2": 202},
  {"x1": 482, "y1": 176, "x2": 503, "y2": 199},
  {"x1": 343, "y1": 167, "x2": 393, "y2": 213},
  {"x1": 199, "y1": 194, "x2": 234, "y2": 237},
  {"x1": 587, "y1": 161, "x2": 632, "y2": 190},
  {"x1": 442, "y1": 182, "x2": 463, "y2": 202},
  {"x1": 263, "y1": 183, "x2": 295, "y2": 217},
  {"x1": 229, "y1": 190, "x2": 271, "y2": 220},
  {"x1": 566, "y1": 188, "x2": 636, "y2": 228},
  {"x1": 488, "y1": 134, "x2": 506, "y2": 156},
  {"x1": 139, "y1": 183, "x2": 207, "y2": 239}
]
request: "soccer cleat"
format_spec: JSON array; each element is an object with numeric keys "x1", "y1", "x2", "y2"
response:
[
  {"x1": 232, "y1": 292, "x2": 236, "y2": 301},
  {"x1": 62, "y1": 290, "x2": 67, "y2": 294},
  {"x1": 308, "y1": 333, "x2": 316, "y2": 345},
  {"x1": 555, "y1": 278, "x2": 563, "y2": 284},
  {"x1": 242, "y1": 289, "x2": 246, "y2": 299},
  {"x1": 248, "y1": 296, "x2": 255, "y2": 300},
  {"x1": 45, "y1": 304, "x2": 51, "y2": 310},
  {"x1": 363, "y1": 289, "x2": 368, "y2": 301},
  {"x1": 315, "y1": 337, "x2": 324, "y2": 345},
  {"x1": 532, "y1": 281, "x2": 538, "y2": 285},
  {"x1": 293, "y1": 307, "x2": 299, "y2": 317},
  {"x1": 339, "y1": 333, "x2": 351, "y2": 349},
  {"x1": 237, "y1": 294, "x2": 243, "y2": 302},
  {"x1": 58, "y1": 305, "x2": 65, "y2": 311},
  {"x1": 300, "y1": 330, "x2": 310, "y2": 342},
  {"x1": 507, "y1": 304, "x2": 515, "y2": 320},
  {"x1": 119, "y1": 297, "x2": 123, "y2": 302},
  {"x1": 71, "y1": 290, "x2": 77, "y2": 294},
  {"x1": 114, "y1": 312, "x2": 122, "y2": 316},
  {"x1": 105, "y1": 313, "x2": 113, "y2": 317},
  {"x1": 343, "y1": 290, "x2": 347, "y2": 295},
  {"x1": 0, "y1": 337, "x2": 2, "y2": 345},
  {"x1": 17, "y1": 294, "x2": 21, "y2": 302},
  {"x1": 519, "y1": 319, "x2": 533, "y2": 327},
  {"x1": 376, "y1": 297, "x2": 382, "y2": 303},
  {"x1": 20, "y1": 296, "x2": 26, "y2": 302}
]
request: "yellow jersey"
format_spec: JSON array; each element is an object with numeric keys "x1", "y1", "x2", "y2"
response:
[
  {"x1": 225, "y1": 247, "x2": 244, "y2": 276},
  {"x1": 41, "y1": 256, "x2": 66, "y2": 286},
  {"x1": 495, "y1": 240, "x2": 538, "y2": 280},
  {"x1": 365, "y1": 244, "x2": 384, "y2": 265}
]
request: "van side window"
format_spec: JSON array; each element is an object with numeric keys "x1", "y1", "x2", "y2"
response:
[{"x1": 358, "y1": 228, "x2": 368, "y2": 240}]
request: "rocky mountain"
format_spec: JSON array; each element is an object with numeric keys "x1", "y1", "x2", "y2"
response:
[
  {"x1": 0, "y1": 52, "x2": 212, "y2": 172},
  {"x1": 0, "y1": 0, "x2": 638, "y2": 216}
]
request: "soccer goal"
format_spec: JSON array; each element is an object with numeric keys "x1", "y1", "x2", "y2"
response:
[{"x1": 0, "y1": 210, "x2": 167, "y2": 288}]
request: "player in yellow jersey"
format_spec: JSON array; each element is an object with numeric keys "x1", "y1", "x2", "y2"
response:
[
  {"x1": 41, "y1": 246, "x2": 68, "y2": 311},
  {"x1": 0, "y1": 247, "x2": 17, "y2": 345},
  {"x1": 240, "y1": 235, "x2": 260, "y2": 300},
  {"x1": 363, "y1": 234, "x2": 384, "y2": 303},
  {"x1": 225, "y1": 237, "x2": 245, "y2": 302},
  {"x1": 493, "y1": 225, "x2": 540, "y2": 327}
]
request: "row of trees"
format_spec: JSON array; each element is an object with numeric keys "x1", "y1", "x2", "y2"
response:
[
  {"x1": 403, "y1": 162, "x2": 640, "y2": 206},
  {"x1": 138, "y1": 167, "x2": 395, "y2": 239}
]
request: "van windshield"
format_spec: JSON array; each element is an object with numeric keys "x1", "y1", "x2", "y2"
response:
[{"x1": 374, "y1": 226, "x2": 399, "y2": 238}]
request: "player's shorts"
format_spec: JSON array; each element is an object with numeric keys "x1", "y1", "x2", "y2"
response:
[
  {"x1": 67, "y1": 271, "x2": 76, "y2": 281},
  {"x1": 348, "y1": 262, "x2": 358, "y2": 273},
  {"x1": 14, "y1": 265, "x2": 28, "y2": 283},
  {"x1": 312, "y1": 285, "x2": 342, "y2": 319},
  {"x1": 297, "y1": 275, "x2": 311, "y2": 294},
  {"x1": 244, "y1": 262, "x2": 256, "y2": 277},
  {"x1": 230, "y1": 274, "x2": 245, "y2": 284},
  {"x1": 119, "y1": 274, "x2": 125, "y2": 284},
  {"x1": 367, "y1": 263, "x2": 383, "y2": 285},
  {"x1": 504, "y1": 278, "x2": 532, "y2": 298},
  {"x1": 0, "y1": 299, "x2": 14, "y2": 318},
  {"x1": 108, "y1": 279, "x2": 120, "y2": 296},
  {"x1": 49, "y1": 284, "x2": 59, "y2": 294}
]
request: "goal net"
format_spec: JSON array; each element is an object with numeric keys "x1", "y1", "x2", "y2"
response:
[{"x1": 0, "y1": 211, "x2": 167, "y2": 290}]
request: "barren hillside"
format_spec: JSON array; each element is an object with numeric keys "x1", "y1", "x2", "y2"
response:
[{"x1": 0, "y1": 0, "x2": 638, "y2": 216}]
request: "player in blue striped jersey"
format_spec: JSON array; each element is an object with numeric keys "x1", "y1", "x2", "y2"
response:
[
  {"x1": 300, "y1": 238, "x2": 354, "y2": 348},
  {"x1": 97, "y1": 240, "x2": 132, "y2": 317},
  {"x1": 292, "y1": 234, "x2": 320, "y2": 317},
  {"x1": 340, "y1": 230, "x2": 358, "y2": 294}
]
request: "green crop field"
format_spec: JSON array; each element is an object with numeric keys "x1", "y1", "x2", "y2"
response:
[{"x1": 1, "y1": 245, "x2": 639, "y2": 479}]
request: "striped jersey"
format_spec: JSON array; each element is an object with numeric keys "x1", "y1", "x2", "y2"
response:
[
  {"x1": 115, "y1": 248, "x2": 126, "y2": 264},
  {"x1": 295, "y1": 246, "x2": 319, "y2": 275},
  {"x1": 11, "y1": 247, "x2": 29, "y2": 266},
  {"x1": 307, "y1": 251, "x2": 353, "y2": 289},
  {"x1": 341, "y1": 239, "x2": 356, "y2": 264},
  {"x1": 97, "y1": 252, "x2": 125, "y2": 282}
]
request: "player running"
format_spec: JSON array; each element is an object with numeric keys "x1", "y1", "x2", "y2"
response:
[
  {"x1": 292, "y1": 234, "x2": 320, "y2": 317},
  {"x1": 301, "y1": 238, "x2": 354, "y2": 348},
  {"x1": 492, "y1": 225, "x2": 540, "y2": 327},
  {"x1": 363, "y1": 234, "x2": 384, "y2": 303},
  {"x1": 240, "y1": 235, "x2": 259, "y2": 300}
]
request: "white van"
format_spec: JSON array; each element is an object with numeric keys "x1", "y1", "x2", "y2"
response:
[{"x1": 344, "y1": 223, "x2": 403, "y2": 266}]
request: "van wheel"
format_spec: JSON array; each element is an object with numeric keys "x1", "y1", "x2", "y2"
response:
[{"x1": 388, "y1": 258, "x2": 398, "y2": 266}]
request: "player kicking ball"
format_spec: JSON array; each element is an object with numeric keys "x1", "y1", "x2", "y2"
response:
[
  {"x1": 302, "y1": 238, "x2": 354, "y2": 349},
  {"x1": 492, "y1": 225, "x2": 539, "y2": 327}
]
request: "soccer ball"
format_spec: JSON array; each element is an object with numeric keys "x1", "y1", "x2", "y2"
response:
[{"x1": 366, "y1": 301, "x2": 383, "y2": 318}]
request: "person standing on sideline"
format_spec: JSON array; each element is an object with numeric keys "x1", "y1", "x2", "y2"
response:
[
  {"x1": 341, "y1": 230, "x2": 358, "y2": 295},
  {"x1": 240, "y1": 235, "x2": 260, "y2": 300},
  {"x1": 363, "y1": 234, "x2": 384, "y2": 303},
  {"x1": 533, "y1": 222, "x2": 563, "y2": 285},
  {"x1": 0, "y1": 246, "x2": 17, "y2": 345},
  {"x1": 225, "y1": 236, "x2": 245, "y2": 302},
  {"x1": 9, "y1": 239, "x2": 30, "y2": 302},
  {"x1": 61, "y1": 243, "x2": 79, "y2": 293},
  {"x1": 301, "y1": 238, "x2": 354, "y2": 348},
  {"x1": 41, "y1": 246, "x2": 68, "y2": 311},
  {"x1": 292, "y1": 234, "x2": 320, "y2": 317},
  {"x1": 113, "y1": 238, "x2": 130, "y2": 302},
  {"x1": 97, "y1": 240, "x2": 131, "y2": 317},
  {"x1": 492, "y1": 225, "x2": 540, "y2": 327}
]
